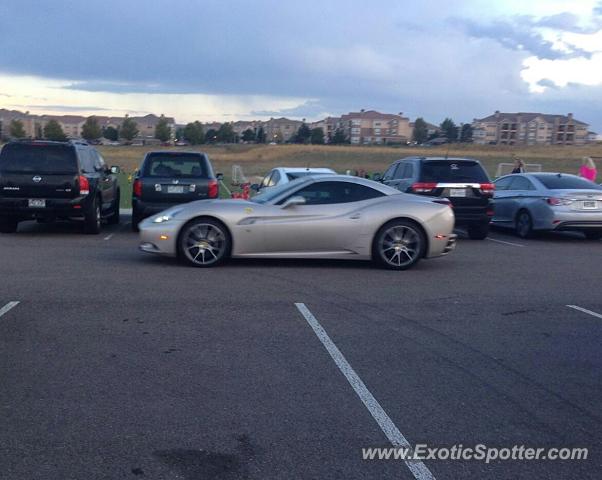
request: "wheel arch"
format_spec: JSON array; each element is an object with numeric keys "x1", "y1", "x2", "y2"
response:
[{"x1": 371, "y1": 216, "x2": 430, "y2": 259}]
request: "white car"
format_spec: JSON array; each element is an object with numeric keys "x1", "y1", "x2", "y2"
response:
[{"x1": 254, "y1": 167, "x2": 336, "y2": 193}]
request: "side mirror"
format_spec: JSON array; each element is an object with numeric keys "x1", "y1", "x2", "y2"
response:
[
  {"x1": 216, "y1": 172, "x2": 224, "y2": 181},
  {"x1": 250, "y1": 183, "x2": 260, "y2": 192},
  {"x1": 281, "y1": 195, "x2": 306, "y2": 209},
  {"x1": 110, "y1": 166, "x2": 121, "y2": 174},
  {"x1": 372, "y1": 172, "x2": 382, "y2": 182}
]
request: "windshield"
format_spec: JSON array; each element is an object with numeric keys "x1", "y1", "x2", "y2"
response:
[
  {"x1": 143, "y1": 153, "x2": 211, "y2": 178},
  {"x1": 533, "y1": 174, "x2": 601, "y2": 190},
  {"x1": 251, "y1": 177, "x2": 312, "y2": 204},
  {"x1": 0, "y1": 143, "x2": 78, "y2": 175},
  {"x1": 420, "y1": 160, "x2": 489, "y2": 183}
]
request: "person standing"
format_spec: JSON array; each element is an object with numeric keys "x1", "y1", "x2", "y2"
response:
[
  {"x1": 511, "y1": 158, "x2": 525, "y2": 174},
  {"x1": 578, "y1": 157, "x2": 597, "y2": 182}
]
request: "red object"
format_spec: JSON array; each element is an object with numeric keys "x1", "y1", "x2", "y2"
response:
[
  {"x1": 78, "y1": 175, "x2": 90, "y2": 195},
  {"x1": 411, "y1": 182, "x2": 437, "y2": 193},
  {"x1": 208, "y1": 179, "x2": 219, "y2": 198},
  {"x1": 479, "y1": 183, "x2": 495, "y2": 196},
  {"x1": 133, "y1": 179, "x2": 142, "y2": 197}
]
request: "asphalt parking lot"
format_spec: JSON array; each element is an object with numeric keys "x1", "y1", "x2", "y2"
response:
[{"x1": 1, "y1": 219, "x2": 601, "y2": 479}]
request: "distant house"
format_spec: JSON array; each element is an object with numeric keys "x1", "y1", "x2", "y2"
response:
[
  {"x1": 472, "y1": 111, "x2": 590, "y2": 146},
  {"x1": 339, "y1": 110, "x2": 412, "y2": 145},
  {"x1": 263, "y1": 117, "x2": 303, "y2": 143},
  {"x1": 0, "y1": 109, "x2": 38, "y2": 138}
]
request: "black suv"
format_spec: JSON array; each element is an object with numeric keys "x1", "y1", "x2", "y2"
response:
[
  {"x1": 378, "y1": 157, "x2": 494, "y2": 239},
  {"x1": 132, "y1": 151, "x2": 222, "y2": 231},
  {"x1": 0, "y1": 140, "x2": 121, "y2": 234}
]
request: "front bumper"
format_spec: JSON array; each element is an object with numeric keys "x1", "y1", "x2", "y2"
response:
[
  {"x1": 138, "y1": 217, "x2": 185, "y2": 257},
  {"x1": 427, "y1": 233, "x2": 457, "y2": 258}
]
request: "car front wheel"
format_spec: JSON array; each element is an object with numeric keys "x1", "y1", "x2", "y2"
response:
[
  {"x1": 83, "y1": 197, "x2": 101, "y2": 234},
  {"x1": 0, "y1": 218, "x2": 18, "y2": 233},
  {"x1": 178, "y1": 218, "x2": 231, "y2": 267},
  {"x1": 373, "y1": 219, "x2": 425, "y2": 270}
]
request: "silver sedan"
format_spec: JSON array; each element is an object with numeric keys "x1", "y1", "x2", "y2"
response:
[
  {"x1": 138, "y1": 175, "x2": 457, "y2": 270},
  {"x1": 492, "y1": 173, "x2": 602, "y2": 239}
]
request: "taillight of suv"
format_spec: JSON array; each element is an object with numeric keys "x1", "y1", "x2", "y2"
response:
[
  {"x1": 411, "y1": 182, "x2": 437, "y2": 193},
  {"x1": 479, "y1": 183, "x2": 495, "y2": 196},
  {"x1": 79, "y1": 175, "x2": 90, "y2": 195},
  {"x1": 208, "y1": 179, "x2": 218, "y2": 198},
  {"x1": 133, "y1": 179, "x2": 142, "y2": 197}
]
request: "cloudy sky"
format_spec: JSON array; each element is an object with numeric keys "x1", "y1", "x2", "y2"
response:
[{"x1": 1, "y1": 0, "x2": 602, "y2": 130}]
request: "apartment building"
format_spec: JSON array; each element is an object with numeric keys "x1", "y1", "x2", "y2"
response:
[
  {"x1": 0, "y1": 109, "x2": 37, "y2": 138},
  {"x1": 472, "y1": 111, "x2": 590, "y2": 146},
  {"x1": 262, "y1": 117, "x2": 303, "y2": 143},
  {"x1": 340, "y1": 110, "x2": 412, "y2": 145}
]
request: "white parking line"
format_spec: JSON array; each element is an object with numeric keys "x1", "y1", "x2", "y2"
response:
[
  {"x1": 0, "y1": 301, "x2": 20, "y2": 318},
  {"x1": 566, "y1": 305, "x2": 602, "y2": 320},
  {"x1": 487, "y1": 237, "x2": 525, "y2": 247},
  {"x1": 103, "y1": 233, "x2": 114, "y2": 241},
  {"x1": 294, "y1": 303, "x2": 435, "y2": 480}
]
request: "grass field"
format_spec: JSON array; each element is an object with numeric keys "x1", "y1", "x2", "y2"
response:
[{"x1": 97, "y1": 143, "x2": 602, "y2": 208}]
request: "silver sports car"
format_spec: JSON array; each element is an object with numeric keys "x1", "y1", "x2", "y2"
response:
[
  {"x1": 138, "y1": 175, "x2": 457, "y2": 269},
  {"x1": 492, "y1": 173, "x2": 602, "y2": 239}
]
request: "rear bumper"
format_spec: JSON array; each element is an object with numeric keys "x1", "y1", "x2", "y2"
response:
[
  {"x1": 0, "y1": 196, "x2": 91, "y2": 219},
  {"x1": 453, "y1": 211, "x2": 492, "y2": 227},
  {"x1": 548, "y1": 211, "x2": 602, "y2": 231}
]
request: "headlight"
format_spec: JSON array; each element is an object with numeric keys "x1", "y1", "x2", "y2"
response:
[{"x1": 152, "y1": 208, "x2": 183, "y2": 223}]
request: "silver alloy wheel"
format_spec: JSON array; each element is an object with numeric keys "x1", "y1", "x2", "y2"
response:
[
  {"x1": 380, "y1": 225, "x2": 421, "y2": 267},
  {"x1": 95, "y1": 202, "x2": 101, "y2": 229},
  {"x1": 183, "y1": 223, "x2": 226, "y2": 266}
]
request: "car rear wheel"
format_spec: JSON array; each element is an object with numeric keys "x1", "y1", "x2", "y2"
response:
[
  {"x1": 84, "y1": 197, "x2": 101, "y2": 234},
  {"x1": 107, "y1": 190, "x2": 120, "y2": 225},
  {"x1": 467, "y1": 223, "x2": 489, "y2": 240},
  {"x1": 178, "y1": 218, "x2": 230, "y2": 267},
  {"x1": 584, "y1": 230, "x2": 602, "y2": 240},
  {"x1": 515, "y1": 210, "x2": 534, "y2": 239},
  {"x1": 132, "y1": 207, "x2": 142, "y2": 232},
  {"x1": 0, "y1": 218, "x2": 18, "y2": 233},
  {"x1": 373, "y1": 220, "x2": 425, "y2": 270}
]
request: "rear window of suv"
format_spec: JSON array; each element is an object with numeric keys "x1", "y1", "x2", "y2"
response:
[
  {"x1": 533, "y1": 174, "x2": 601, "y2": 190},
  {"x1": 142, "y1": 153, "x2": 211, "y2": 178},
  {"x1": 420, "y1": 160, "x2": 489, "y2": 183},
  {"x1": 0, "y1": 143, "x2": 78, "y2": 175}
]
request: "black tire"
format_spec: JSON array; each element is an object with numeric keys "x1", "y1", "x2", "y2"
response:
[
  {"x1": 0, "y1": 218, "x2": 18, "y2": 233},
  {"x1": 107, "y1": 190, "x2": 120, "y2": 225},
  {"x1": 131, "y1": 207, "x2": 142, "y2": 232},
  {"x1": 584, "y1": 230, "x2": 602, "y2": 240},
  {"x1": 178, "y1": 217, "x2": 231, "y2": 268},
  {"x1": 467, "y1": 223, "x2": 489, "y2": 240},
  {"x1": 372, "y1": 219, "x2": 425, "y2": 270},
  {"x1": 515, "y1": 210, "x2": 534, "y2": 239},
  {"x1": 83, "y1": 196, "x2": 101, "y2": 234}
]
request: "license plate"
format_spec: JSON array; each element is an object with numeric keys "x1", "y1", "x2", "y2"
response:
[
  {"x1": 167, "y1": 185, "x2": 184, "y2": 194},
  {"x1": 28, "y1": 199, "x2": 46, "y2": 208},
  {"x1": 449, "y1": 188, "x2": 466, "y2": 197},
  {"x1": 582, "y1": 201, "x2": 598, "y2": 209}
]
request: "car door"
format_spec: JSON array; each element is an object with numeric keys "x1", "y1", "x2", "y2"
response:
[
  {"x1": 492, "y1": 176, "x2": 514, "y2": 223},
  {"x1": 395, "y1": 162, "x2": 415, "y2": 193},
  {"x1": 259, "y1": 180, "x2": 384, "y2": 254},
  {"x1": 504, "y1": 176, "x2": 537, "y2": 224},
  {"x1": 381, "y1": 163, "x2": 401, "y2": 189}
]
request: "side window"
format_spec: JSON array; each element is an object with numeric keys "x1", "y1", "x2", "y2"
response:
[
  {"x1": 270, "y1": 170, "x2": 281, "y2": 185},
  {"x1": 399, "y1": 163, "x2": 413, "y2": 179},
  {"x1": 509, "y1": 176, "x2": 535, "y2": 191},
  {"x1": 78, "y1": 148, "x2": 95, "y2": 173},
  {"x1": 281, "y1": 181, "x2": 384, "y2": 205},
  {"x1": 393, "y1": 163, "x2": 407, "y2": 179},
  {"x1": 383, "y1": 163, "x2": 399, "y2": 181},
  {"x1": 95, "y1": 150, "x2": 106, "y2": 169},
  {"x1": 494, "y1": 176, "x2": 513, "y2": 191},
  {"x1": 261, "y1": 172, "x2": 273, "y2": 187}
]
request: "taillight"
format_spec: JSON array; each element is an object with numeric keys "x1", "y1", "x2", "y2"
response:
[
  {"x1": 479, "y1": 183, "x2": 495, "y2": 196},
  {"x1": 78, "y1": 175, "x2": 90, "y2": 196},
  {"x1": 208, "y1": 179, "x2": 218, "y2": 198},
  {"x1": 133, "y1": 179, "x2": 142, "y2": 197},
  {"x1": 411, "y1": 182, "x2": 437, "y2": 193},
  {"x1": 547, "y1": 197, "x2": 572, "y2": 206}
]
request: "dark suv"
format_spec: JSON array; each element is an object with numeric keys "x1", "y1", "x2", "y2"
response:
[
  {"x1": 379, "y1": 157, "x2": 494, "y2": 239},
  {"x1": 132, "y1": 151, "x2": 222, "y2": 231},
  {"x1": 0, "y1": 140, "x2": 121, "y2": 234}
]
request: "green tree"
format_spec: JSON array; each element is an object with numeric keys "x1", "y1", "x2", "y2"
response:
[
  {"x1": 412, "y1": 117, "x2": 429, "y2": 144},
  {"x1": 9, "y1": 119, "x2": 27, "y2": 138},
  {"x1": 294, "y1": 123, "x2": 312, "y2": 144},
  {"x1": 460, "y1": 123, "x2": 473, "y2": 143},
  {"x1": 154, "y1": 115, "x2": 172, "y2": 142},
  {"x1": 241, "y1": 128, "x2": 256, "y2": 142},
  {"x1": 205, "y1": 128, "x2": 218, "y2": 143},
  {"x1": 331, "y1": 128, "x2": 347, "y2": 145},
  {"x1": 256, "y1": 126, "x2": 266, "y2": 143},
  {"x1": 43, "y1": 120, "x2": 67, "y2": 141},
  {"x1": 310, "y1": 127, "x2": 325, "y2": 144},
  {"x1": 81, "y1": 116, "x2": 102, "y2": 142},
  {"x1": 217, "y1": 123, "x2": 237, "y2": 143},
  {"x1": 103, "y1": 126, "x2": 119, "y2": 141},
  {"x1": 183, "y1": 121, "x2": 205, "y2": 145},
  {"x1": 120, "y1": 115, "x2": 139, "y2": 142},
  {"x1": 440, "y1": 118, "x2": 458, "y2": 142}
]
